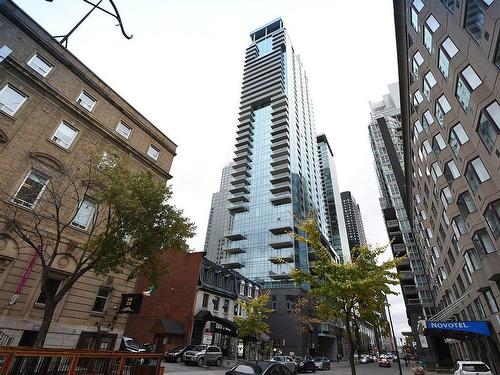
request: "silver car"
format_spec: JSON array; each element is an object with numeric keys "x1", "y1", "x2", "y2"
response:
[
  {"x1": 453, "y1": 361, "x2": 493, "y2": 375},
  {"x1": 183, "y1": 345, "x2": 223, "y2": 366},
  {"x1": 271, "y1": 356, "x2": 298, "y2": 374}
]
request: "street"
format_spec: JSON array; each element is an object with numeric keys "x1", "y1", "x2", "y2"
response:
[{"x1": 162, "y1": 360, "x2": 419, "y2": 375}]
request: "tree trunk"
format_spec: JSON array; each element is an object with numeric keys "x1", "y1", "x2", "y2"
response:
[
  {"x1": 33, "y1": 299, "x2": 57, "y2": 348},
  {"x1": 345, "y1": 314, "x2": 356, "y2": 375}
]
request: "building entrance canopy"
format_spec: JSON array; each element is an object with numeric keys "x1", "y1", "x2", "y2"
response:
[
  {"x1": 424, "y1": 321, "x2": 490, "y2": 340},
  {"x1": 194, "y1": 310, "x2": 238, "y2": 337}
]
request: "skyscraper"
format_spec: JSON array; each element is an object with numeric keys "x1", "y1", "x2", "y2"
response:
[
  {"x1": 317, "y1": 134, "x2": 350, "y2": 263},
  {"x1": 340, "y1": 191, "x2": 367, "y2": 252},
  {"x1": 368, "y1": 83, "x2": 435, "y2": 362},
  {"x1": 204, "y1": 164, "x2": 233, "y2": 263},
  {"x1": 394, "y1": 0, "x2": 499, "y2": 369},
  {"x1": 221, "y1": 18, "x2": 336, "y2": 356}
]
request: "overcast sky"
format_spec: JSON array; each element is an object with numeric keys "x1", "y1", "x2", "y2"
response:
[{"x1": 14, "y1": 0, "x2": 411, "y2": 340}]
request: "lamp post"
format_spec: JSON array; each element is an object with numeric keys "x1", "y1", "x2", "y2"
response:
[{"x1": 386, "y1": 300, "x2": 403, "y2": 375}]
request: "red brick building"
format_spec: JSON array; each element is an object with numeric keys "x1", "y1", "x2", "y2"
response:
[{"x1": 124, "y1": 251, "x2": 203, "y2": 352}]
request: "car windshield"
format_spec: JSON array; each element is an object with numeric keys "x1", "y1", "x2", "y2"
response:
[
  {"x1": 124, "y1": 338, "x2": 143, "y2": 348},
  {"x1": 232, "y1": 362, "x2": 271, "y2": 374},
  {"x1": 191, "y1": 345, "x2": 206, "y2": 351},
  {"x1": 462, "y1": 364, "x2": 490, "y2": 371},
  {"x1": 314, "y1": 358, "x2": 322, "y2": 361}
]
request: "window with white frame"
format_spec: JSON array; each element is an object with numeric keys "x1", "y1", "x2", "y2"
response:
[
  {"x1": 435, "y1": 95, "x2": 451, "y2": 126},
  {"x1": 422, "y1": 139, "x2": 432, "y2": 155},
  {"x1": 27, "y1": 54, "x2": 53, "y2": 77},
  {"x1": 440, "y1": 186, "x2": 453, "y2": 208},
  {"x1": 412, "y1": 51, "x2": 424, "y2": 78},
  {"x1": 71, "y1": 197, "x2": 96, "y2": 230},
  {"x1": 77, "y1": 91, "x2": 96, "y2": 111},
  {"x1": 484, "y1": 199, "x2": 499, "y2": 239},
  {"x1": 91, "y1": 286, "x2": 111, "y2": 313},
  {"x1": 464, "y1": 248, "x2": 482, "y2": 272},
  {"x1": 484, "y1": 287, "x2": 499, "y2": 314},
  {"x1": 432, "y1": 133, "x2": 446, "y2": 154},
  {"x1": 116, "y1": 121, "x2": 132, "y2": 139},
  {"x1": 415, "y1": 193, "x2": 421, "y2": 204},
  {"x1": 411, "y1": 0, "x2": 424, "y2": 31},
  {"x1": 449, "y1": 123, "x2": 469, "y2": 156},
  {"x1": 422, "y1": 110, "x2": 434, "y2": 134},
  {"x1": 413, "y1": 90, "x2": 424, "y2": 107},
  {"x1": 472, "y1": 228, "x2": 495, "y2": 255},
  {"x1": 431, "y1": 161, "x2": 442, "y2": 183},
  {"x1": 424, "y1": 15, "x2": 440, "y2": 53},
  {"x1": 414, "y1": 120, "x2": 423, "y2": 135},
  {"x1": 147, "y1": 145, "x2": 160, "y2": 161},
  {"x1": 12, "y1": 170, "x2": 48, "y2": 208},
  {"x1": 51, "y1": 121, "x2": 78, "y2": 149},
  {"x1": 423, "y1": 71, "x2": 437, "y2": 101},
  {"x1": 465, "y1": 157, "x2": 490, "y2": 191},
  {"x1": 0, "y1": 84, "x2": 27, "y2": 116},
  {"x1": 456, "y1": 65, "x2": 482, "y2": 111},
  {"x1": 438, "y1": 37, "x2": 458, "y2": 78},
  {"x1": 477, "y1": 101, "x2": 499, "y2": 152},
  {"x1": 456, "y1": 190, "x2": 477, "y2": 217}
]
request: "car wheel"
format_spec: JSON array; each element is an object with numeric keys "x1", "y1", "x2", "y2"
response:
[
  {"x1": 198, "y1": 357, "x2": 205, "y2": 367},
  {"x1": 176, "y1": 357, "x2": 182, "y2": 363},
  {"x1": 216, "y1": 357, "x2": 222, "y2": 366}
]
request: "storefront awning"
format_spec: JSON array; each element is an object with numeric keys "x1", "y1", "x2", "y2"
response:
[
  {"x1": 150, "y1": 319, "x2": 185, "y2": 335},
  {"x1": 194, "y1": 310, "x2": 238, "y2": 337},
  {"x1": 423, "y1": 321, "x2": 490, "y2": 340}
]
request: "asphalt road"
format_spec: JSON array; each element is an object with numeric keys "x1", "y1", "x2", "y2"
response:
[{"x1": 162, "y1": 360, "x2": 418, "y2": 375}]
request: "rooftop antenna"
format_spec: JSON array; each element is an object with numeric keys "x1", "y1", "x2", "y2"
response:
[{"x1": 45, "y1": 0, "x2": 133, "y2": 47}]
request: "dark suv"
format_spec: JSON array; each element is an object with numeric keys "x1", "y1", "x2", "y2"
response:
[{"x1": 164, "y1": 345, "x2": 195, "y2": 363}]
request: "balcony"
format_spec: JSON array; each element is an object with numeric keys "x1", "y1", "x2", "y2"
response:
[
  {"x1": 268, "y1": 271, "x2": 291, "y2": 280},
  {"x1": 270, "y1": 173, "x2": 291, "y2": 185},
  {"x1": 269, "y1": 255, "x2": 294, "y2": 264},
  {"x1": 270, "y1": 155, "x2": 290, "y2": 167},
  {"x1": 406, "y1": 298, "x2": 421, "y2": 306},
  {"x1": 271, "y1": 132, "x2": 289, "y2": 144},
  {"x1": 231, "y1": 168, "x2": 250, "y2": 179},
  {"x1": 386, "y1": 219, "x2": 399, "y2": 229},
  {"x1": 228, "y1": 194, "x2": 249, "y2": 204},
  {"x1": 233, "y1": 154, "x2": 251, "y2": 163},
  {"x1": 235, "y1": 128, "x2": 253, "y2": 141},
  {"x1": 223, "y1": 261, "x2": 244, "y2": 270},
  {"x1": 229, "y1": 184, "x2": 249, "y2": 195},
  {"x1": 235, "y1": 137, "x2": 252, "y2": 149},
  {"x1": 270, "y1": 193, "x2": 292, "y2": 206},
  {"x1": 230, "y1": 175, "x2": 249, "y2": 186},
  {"x1": 271, "y1": 124, "x2": 288, "y2": 137},
  {"x1": 269, "y1": 238, "x2": 293, "y2": 249},
  {"x1": 271, "y1": 165, "x2": 290, "y2": 176},
  {"x1": 269, "y1": 224, "x2": 292, "y2": 235},
  {"x1": 224, "y1": 246, "x2": 246, "y2": 254},
  {"x1": 270, "y1": 182, "x2": 291, "y2": 194},
  {"x1": 270, "y1": 139, "x2": 289, "y2": 151},
  {"x1": 270, "y1": 148, "x2": 290, "y2": 160},
  {"x1": 399, "y1": 271, "x2": 413, "y2": 280},
  {"x1": 224, "y1": 232, "x2": 246, "y2": 241},
  {"x1": 402, "y1": 285, "x2": 418, "y2": 295},
  {"x1": 228, "y1": 203, "x2": 248, "y2": 213}
]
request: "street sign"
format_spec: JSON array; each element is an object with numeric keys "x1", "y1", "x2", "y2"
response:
[
  {"x1": 202, "y1": 332, "x2": 213, "y2": 345},
  {"x1": 419, "y1": 335, "x2": 429, "y2": 348},
  {"x1": 117, "y1": 293, "x2": 143, "y2": 313}
]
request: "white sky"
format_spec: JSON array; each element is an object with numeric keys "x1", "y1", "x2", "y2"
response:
[{"x1": 14, "y1": 0, "x2": 411, "y2": 341}]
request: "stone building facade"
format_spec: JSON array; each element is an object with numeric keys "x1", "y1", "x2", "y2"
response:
[{"x1": 0, "y1": 1, "x2": 176, "y2": 349}]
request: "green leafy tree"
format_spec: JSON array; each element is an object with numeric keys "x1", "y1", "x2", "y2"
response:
[
  {"x1": 1, "y1": 158, "x2": 195, "y2": 347},
  {"x1": 290, "y1": 216, "x2": 402, "y2": 375},
  {"x1": 235, "y1": 291, "x2": 273, "y2": 359}
]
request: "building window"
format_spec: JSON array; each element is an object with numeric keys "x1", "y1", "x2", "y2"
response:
[
  {"x1": 247, "y1": 285, "x2": 252, "y2": 297},
  {"x1": 423, "y1": 71, "x2": 437, "y2": 101},
  {"x1": 422, "y1": 111, "x2": 434, "y2": 134},
  {"x1": 98, "y1": 151, "x2": 117, "y2": 170},
  {"x1": 467, "y1": 304, "x2": 476, "y2": 320},
  {"x1": 424, "y1": 15, "x2": 440, "y2": 53},
  {"x1": 441, "y1": 0, "x2": 455, "y2": 11},
  {"x1": 456, "y1": 65, "x2": 482, "y2": 111},
  {"x1": 27, "y1": 54, "x2": 53, "y2": 77},
  {"x1": 452, "y1": 215, "x2": 467, "y2": 237},
  {"x1": 435, "y1": 95, "x2": 451, "y2": 126},
  {"x1": 443, "y1": 160, "x2": 460, "y2": 182},
  {"x1": 256, "y1": 37, "x2": 273, "y2": 57},
  {"x1": 271, "y1": 295, "x2": 277, "y2": 310},
  {"x1": 465, "y1": 157, "x2": 491, "y2": 191},
  {"x1": 36, "y1": 276, "x2": 63, "y2": 305},
  {"x1": 223, "y1": 299, "x2": 230, "y2": 314},
  {"x1": 411, "y1": 7, "x2": 419, "y2": 31},
  {"x1": 449, "y1": 123, "x2": 469, "y2": 156},
  {"x1": 205, "y1": 270, "x2": 214, "y2": 284},
  {"x1": 495, "y1": 36, "x2": 500, "y2": 69},
  {"x1": 484, "y1": 200, "x2": 499, "y2": 239},
  {"x1": 432, "y1": 133, "x2": 446, "y2": 154},
  {"x1": 116, "y1": 121, "x2": 132, "y2": 139},
  {"x1": 285, "y1": 295, "x2": 294, "y2": 311},
  {"x1": 147, "y1": 145, "x2": 160, "y2": 161},
  {"x1": 212, "y1": 296, "x2": 220, "y2": 311},
  {"x1": 91, "y1": 287, "x2": 111, "y2": 313},
  {"x1": 430, "y1": 161, "x2": 442, "y2": 183},
  {"x1": 484, "y1": 287, "x2": 499, "y2": 314},
  {"x1": 215, "y1": 273, "x2": 222, "y2": 287},
  {"x1": 412, "y1": 51, "x2": 424, "y2": 78},
  {"x1": 413, "y1": 90, "x2": 424, "y2": 107},
  {"x1": 457, "y1": 274, "x2": 466, "y2": 293},
  {"x1": 12, "y1": 170, "x2": 48, "y2": 209},
  {"x1": 465, "y1": 0, "x2": 491, "y2": 42},
  {"x1": 71, "y1": 198, "x2": 96, "y2": 230},
  {"x1": 477, "y1": 101, "x2": 499, "y2": 152},
  {"x1": 0, "y1": 84, "x2": 27, "y2": 115},
  {"x1": 474, "y1": 297, "x2": 486, "y2": 319},
  {"x1": 438, "y1": 37, "x2": 458, "y2": 78},
  {"x1": 239, "y1": 281, "x2": 245, "y2": 295},
  {"x1": 76, "y1": 91, "x2": 97, "y2": 111},
  {"x1": 464, "y1": 248, "x2": 482, "y2": 272},
  {"x1": 456, "y1": 191, "x2": 477, "y2": 217},
  {"x1": 472, "y1": 228, "x2": 495, "y2": 255},
  {"x1": 202, "y1": 293, "x2": 209, "y2": 308},
  {"x1": 51, "y1": 122, "x2": 78, "y2": 149}
]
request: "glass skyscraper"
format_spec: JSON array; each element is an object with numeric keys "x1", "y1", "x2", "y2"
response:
[{"x1": 222, "y1": 18, "x2": 333, "y2": 288}]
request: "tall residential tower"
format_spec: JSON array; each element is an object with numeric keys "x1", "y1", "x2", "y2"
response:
[{"x1": 340, "y1": 191, "x2": 367, "y2": 252}]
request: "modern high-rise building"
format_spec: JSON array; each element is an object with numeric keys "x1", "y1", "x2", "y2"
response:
[
  {"x1": 394, "y1": 0, "x2": 500, "y2": 370},
  {"x1": 204, "y1": 164, "x2": 233, "y2": 263},
  {"x1": 317, "y1": 134, "x2": 350, "y2": 263},
  {"x1": 340, "y1": 191, "x2": 367, "y2": 252},
  {"x1": 368, "y1": 83, "x2": 436, "y2": 363},
  {"x1": 220, "y1": 18, "x2": 338, "y2": 356}
]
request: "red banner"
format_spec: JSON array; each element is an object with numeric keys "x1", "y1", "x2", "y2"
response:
[{"x1": 9, "y1": 246, "x2": 41, "y2": 305}]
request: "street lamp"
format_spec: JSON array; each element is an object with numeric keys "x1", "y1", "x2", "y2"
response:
[{"x1": 386, "y1": 300, "x2": 403, "y2": 375}]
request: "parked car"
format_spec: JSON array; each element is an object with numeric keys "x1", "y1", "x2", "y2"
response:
[
  {"x1": 359, "y1": 355, "x2": 371, "y2": 364},
  {"x1": 271, "y1": 356, "x2": 298, "y2": 373},
  {"x1": 120, "y1": 336, "x2": 147, "y2": 353},
  {"x1": 293, "y1": 356, "x2": 316, "y2": 373},
  {"x1": 378, "y1": 355, "x2": 391, "y2": 368},
  {"x1": 226, "y1": 361, "x2": 294, "y2": 374},
  {"x1": 183, "y1": 345, "x2": 222, "y2": 366},
  {"x1": 313, "y1": 357, "x2": 330, "y2": 370},
  {"x1": 164, "y1": 344, "x2": 195, "y2": 363},
  {"x1": 453, "y1": 361, "x2": 493, "y2": 375}
]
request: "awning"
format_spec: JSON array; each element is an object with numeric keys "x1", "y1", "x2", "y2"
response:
[
  {"x1": 150, "y1": 319, "x2": 185, "y2": 335},
  {"x1": 194, "y1": 310, "x2": 238, "y2": 337},
  {"x1": 423, "y1": 321, "x2": 491, "y2": 340}
]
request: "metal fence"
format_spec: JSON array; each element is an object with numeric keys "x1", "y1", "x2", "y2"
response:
[{"x1": 0, "y1": 347, "x2": 163, "y2": 375}]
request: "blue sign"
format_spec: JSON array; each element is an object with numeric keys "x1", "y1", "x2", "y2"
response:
[{"x1": 426, "y1": 321, "x2": 490, "y2": 336}]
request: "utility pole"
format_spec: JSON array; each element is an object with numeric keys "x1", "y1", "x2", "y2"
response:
[{"x1": 386, "y1": 301, "x2": 403, "y2": 375}]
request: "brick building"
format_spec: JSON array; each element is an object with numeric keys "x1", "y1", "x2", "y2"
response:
[{"x1": 0, "y1": 1, "x2": 176, "y2": 349}]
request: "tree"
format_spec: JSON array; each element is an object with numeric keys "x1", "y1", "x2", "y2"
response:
[
  {"x1": 290, "y1": 216, "x2": 402, "y2": 375},
  {"x1": 234, "y1": 291, "x2": 273, "y2": 359},
  {"x1": 0, "y1": 157, "x2": 195, "y2": 347}
]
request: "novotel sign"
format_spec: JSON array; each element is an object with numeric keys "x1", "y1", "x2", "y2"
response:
[{"x1": 426, "y1": 321, "x2": 490, "y2": 336}]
